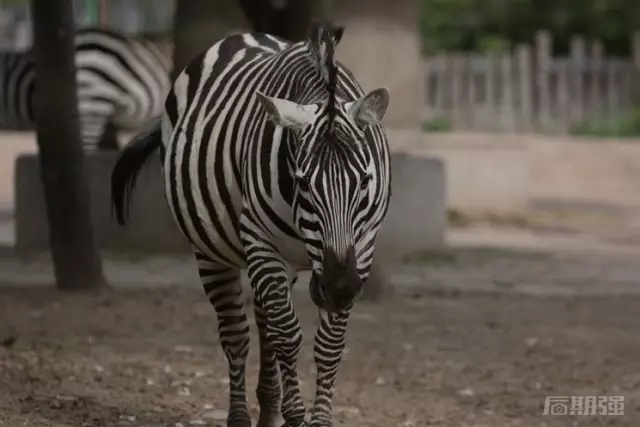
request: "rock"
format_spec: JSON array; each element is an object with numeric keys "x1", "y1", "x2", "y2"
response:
[
  {"x1": 458, "y1": 388, "x2": 474, "y2": 397},
  {"x1": 202, "y1": 409, "x2": 228, "y2": 421},
  {"x1": 173, "y1": 345, "x2": 193, "y2": 353},
  {"x1": 335, "y1": 406, "x2": 361, "y2": 418}
]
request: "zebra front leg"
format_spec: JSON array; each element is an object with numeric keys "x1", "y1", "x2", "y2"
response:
[
  {"x1": 196, "y1": 251, "x2": 252, "y2": 427},
  {"x1": 244, "y1": 245, "x2": 306, "y2": 427},
  {"x1": 309, "y1": 309, "x2": 351, "y2": 427},
  {"x1": 254, "y1": 296, "x2": 283, "y2": 427},
  {"x1": 253, "y1": 268, "x2": 301, "y2": 427}
]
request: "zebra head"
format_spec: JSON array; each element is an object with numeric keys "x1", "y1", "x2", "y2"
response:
[{"x1": 255, "y1": 21, "x2": 390, "y2": 312}]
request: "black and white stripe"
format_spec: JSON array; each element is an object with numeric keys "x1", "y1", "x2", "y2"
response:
[
  {"x1": 0, "y1": 27, "x2": 172, "y2": 150},
  {"x1": 112, "y1": 21, "x2": 391, "y2": 427}
]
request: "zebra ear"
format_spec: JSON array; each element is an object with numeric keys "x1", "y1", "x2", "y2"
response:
[
  {"x1": 346, "y1": 87, "x2": 390, "y2": 127},
  {"x1": 255, "y1": 91, "x2": 316, "y2": 129}
]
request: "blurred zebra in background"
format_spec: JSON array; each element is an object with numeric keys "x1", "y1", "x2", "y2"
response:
[{"x1": 0, "y1": 27, "x2": 173, "y2": 150}]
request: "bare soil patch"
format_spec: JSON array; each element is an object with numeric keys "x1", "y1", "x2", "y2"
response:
[{"x1": 0, "y1": 285, "x2": 638, "y2": 426}]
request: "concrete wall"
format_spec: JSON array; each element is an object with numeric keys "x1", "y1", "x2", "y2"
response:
[
  {"x1": 14, "y1": 150, "x2": 446, "y2": 257},
  {"x1": 18, "y1": 130, "x2": 640, "y2": 223},
  {"x1": 527, "y1": 135, "x2": 640, "y2": 209}
]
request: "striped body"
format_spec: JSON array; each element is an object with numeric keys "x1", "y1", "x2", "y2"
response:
[
  {"x1": 0, "y1": 28, "x2": 172, "y2": 150},
  {"x1": 163, "y1": 33, "x2": 390, "y2": 275},
  {"x1": 112, "y1": 22, "x2": 391, "y2": 427}
]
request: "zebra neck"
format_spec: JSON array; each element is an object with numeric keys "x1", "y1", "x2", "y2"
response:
[{"x1": 266, "y1": 45, "x2": 326, "y2": 106}]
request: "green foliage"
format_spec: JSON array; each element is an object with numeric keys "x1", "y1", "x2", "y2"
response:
[
  {"x1": 422, "y1": 117, "x2": 452, "y2": 132},
  {"x1": 570, "y1": 109, "x2": 640, "y2": 139},
  {"x1": 477, "y1": 35, "x2": 510, "y2": 53},
  {"x1": 420, "y1": 0, "x2": 640, "y2": 54}
]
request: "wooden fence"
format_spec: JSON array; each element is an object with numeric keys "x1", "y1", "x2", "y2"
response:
[{"x1": 423, "y1": 31, "x2": 640, "y2": 134}]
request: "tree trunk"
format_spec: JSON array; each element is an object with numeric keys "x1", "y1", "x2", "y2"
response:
[{"x1": 30, "y1": 0, "x2": 106, "y2": 290}]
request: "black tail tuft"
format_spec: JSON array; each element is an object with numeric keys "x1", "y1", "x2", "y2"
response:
[{"x1": 111, "y1": 119, "x2": 163, "y2": 225}]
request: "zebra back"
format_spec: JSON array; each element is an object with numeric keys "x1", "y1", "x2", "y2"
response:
[{"x1": 0, "y1": 27, "x2": 173, "y2": 149}]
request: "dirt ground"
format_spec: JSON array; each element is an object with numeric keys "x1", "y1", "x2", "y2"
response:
[{"x1": 0, "y1": 283, "x2": 638, "y2": 427}]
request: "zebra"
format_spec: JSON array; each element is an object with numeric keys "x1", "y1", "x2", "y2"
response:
[
  {"x1": 111, "y1": 20, "x2": 391, "y2": 427},
  {"x1": 0, "y1": 27, "x2": 173, "y2": 151}
]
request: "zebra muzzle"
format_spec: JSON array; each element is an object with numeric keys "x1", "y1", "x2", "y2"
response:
[{"x1": 310, "y1": 246, "x2": 362, "y2": 312}]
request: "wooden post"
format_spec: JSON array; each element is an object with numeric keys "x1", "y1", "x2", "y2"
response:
[
  {"x1": 535, "y1": 30, "x2": 552, "y2": 131},
  {"x1": 451, "y1": 54, "x2": 464, "y2": 129},
  {"x1": 621, "y1": 64, "x2": 632, "y2": 112},
  {"x1": 632, "y1": 32, "x2": 640, "y2": 69},
  {"x1": 30, "y1": 0, "x2": 106, "y2": 289},
  {"x1": 500, "y1": 53, "x2": 515, "y2": 132},
  {"x1": 590, "y1": 40, "x2": 604, "y2": 119},
  {"x1": 570, "y1": 36, "x2": 586, "y2": 126},
  {"x1": 433, "y1": 55, "x2": 446, "y2": 119},
  {"x1": 606, "y1": 61, "x2": 619, "y2": 132},
  {"x1": 556, "y1": 60, "x2": 570, "y2": 133},
  {"x1": 517, "y1": 44, "x2": 533, "y2": 132},
  {"x1": 467, "y1": 57, "x2": 477, "y2": 129},
  {"x1": 485, "y1": 54, "x2": 497, "y2": 131}
]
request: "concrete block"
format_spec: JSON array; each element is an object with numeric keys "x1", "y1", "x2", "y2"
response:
[
  {"x1": 14, "y1": 152, "x2": 191, "y2": 255},
  {"x1": 393, "y1": 132, "x2": 532, "y2": 215},
  {"x1": 426, "y1": 141, "x2": 530, "y2": 215},
  {"x1": 14, "y1": 151, "x2": 447, "y2": 259},
  {"x1": 376, "y1": 153, "x2": 447, "y2": 259}
]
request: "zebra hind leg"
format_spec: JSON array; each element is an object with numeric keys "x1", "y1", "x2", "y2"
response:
[
  {"x1": 195, "y1": 251, "x2": 252, "y2": 427},
  {"x1": 254, "y1": 296, "x2": 283, "y2": 427}
]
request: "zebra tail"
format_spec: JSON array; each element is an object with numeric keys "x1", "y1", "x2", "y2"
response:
[{"x1": 110, "y1": 119, "x2": 163, "y2": 225}]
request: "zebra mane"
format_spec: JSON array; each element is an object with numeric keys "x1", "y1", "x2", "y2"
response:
[{"x1": 306, "y1": 20, "x2": 344, "y2": 129}]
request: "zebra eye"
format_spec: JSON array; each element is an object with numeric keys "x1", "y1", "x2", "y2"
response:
[
  {"x1": 296, "y1": 176, "x2": 310, "y2": 192},
  {"x1": 360, "y1": 173, "x2": 372, "y2": 191}
]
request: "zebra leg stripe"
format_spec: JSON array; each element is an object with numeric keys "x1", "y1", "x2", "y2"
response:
[
  {"x1": 241, "y1": 229, "x2": 306, "y2": 427},
  {"x1": 196, "y1": 251, "x2": 252, "y2": 427},
  {"x1": 254, "y1": 297, "x2": 283, "y2": 427},
  {"x1": 309, "y1": 309, "x2": 351, "y2": 427}
]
